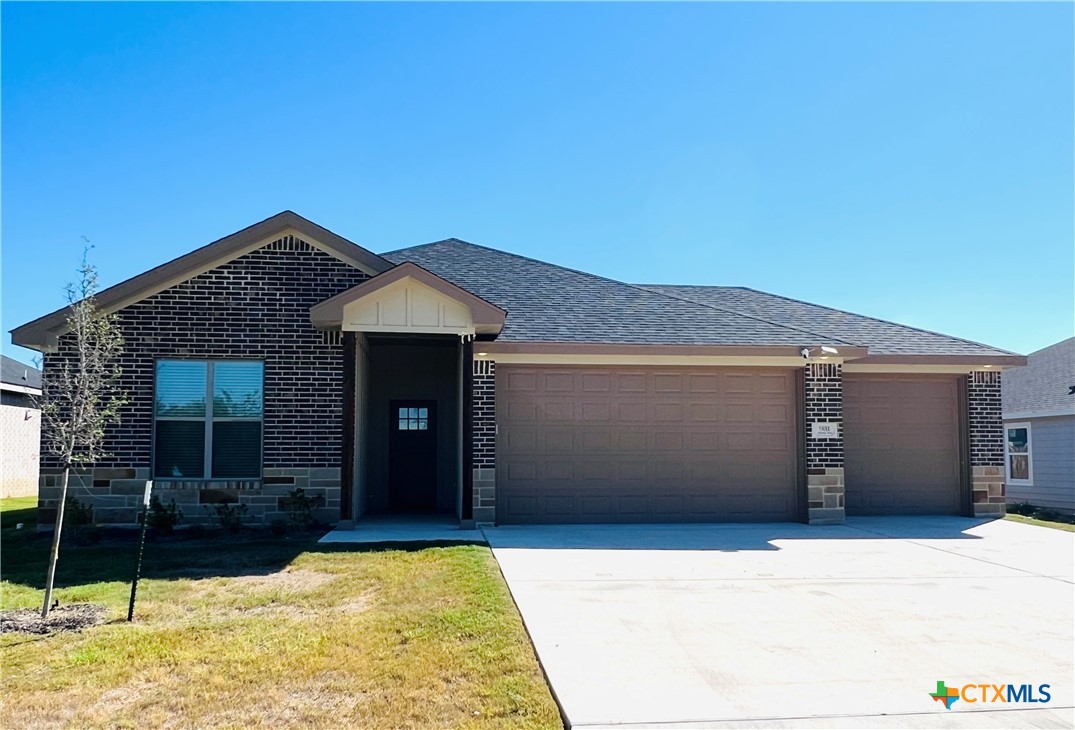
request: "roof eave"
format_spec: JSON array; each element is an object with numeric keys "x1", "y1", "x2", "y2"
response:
[
  {"x1": 482, "y1": 342, "x2": 871, "y2": 358},
  {"x1": 846, "y1": 354, "x2": 1027, "y2": 368}
]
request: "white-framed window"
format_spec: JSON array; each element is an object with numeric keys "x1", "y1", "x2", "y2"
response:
[
  {"x1": 153, "y1": 359, "x2": 264, "y2": 480},
  {"x1": 1004, "y1": 422, "x2": 1033, "y2": 485}
]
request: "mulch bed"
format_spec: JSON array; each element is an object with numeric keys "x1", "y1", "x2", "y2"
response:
[{"x1": 1, "y1": 604, "x2": 108, "y2": 635}]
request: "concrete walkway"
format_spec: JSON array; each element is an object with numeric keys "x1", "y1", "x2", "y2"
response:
[
  {"x1": 319, "y1": 515, "x2": 485, "y2": 545},
  {"x1": 484, "y1": 517, "x2": 1075, "y2": 728}
]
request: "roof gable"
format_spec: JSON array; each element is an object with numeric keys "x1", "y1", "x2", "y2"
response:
[
  {"x1": 1002, "y1": 337, "x2": 1075, "y2": 419},
  {"x1": 310, "y1": 261, "x2": 507, "y2": 337},
  {"x1": 12, "y1": 211, "x2": 391, "y2": 351}
]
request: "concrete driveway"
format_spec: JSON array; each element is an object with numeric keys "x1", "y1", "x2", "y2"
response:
[{"x1": 483, "y1": 517, "x2": 1075, "y2": 729}]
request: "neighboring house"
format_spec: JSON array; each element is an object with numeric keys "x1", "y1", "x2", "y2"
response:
[
  {"x1": 1, "y1": 354, "x2": 42, "y2": 499},
  {"x1": 1001, "y1": 337, "x2": 1075, "y2": 513},
  {"x1": 11, "y1": 211, "x2": 1024, "y2": 528}
]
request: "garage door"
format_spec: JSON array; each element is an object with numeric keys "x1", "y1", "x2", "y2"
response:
[
  {"x1": 844, "y1": 374, "x2": 963, "y2": 515},
  {"x1": 497, "y1": 366, "x2": 799, "y2": 524}
]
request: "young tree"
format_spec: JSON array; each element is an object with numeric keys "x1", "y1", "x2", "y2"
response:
[{"x1": 37, "y1": 250, "x2": 126, "y2": 619}]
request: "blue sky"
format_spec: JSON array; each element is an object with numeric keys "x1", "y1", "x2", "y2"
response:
[{"x1": 3, "y1": 1, "x2": 1072, "y2": 366}]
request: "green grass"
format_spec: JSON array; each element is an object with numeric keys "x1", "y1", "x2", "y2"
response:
[
  {"x1": 1004, "y1": 513, "x2": 1075, "y2": 533},
  {"x1": 0, "y1": 497, "x2": 561, "y2": 729}
]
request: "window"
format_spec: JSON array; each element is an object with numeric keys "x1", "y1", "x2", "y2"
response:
[
  {"x1": 1005, "y1": 422, "x2": 1033, "y2": 485},
  {"x1": 154, "y1": 360, "x2": 263, "y2": 479},
  {"x1": 398, "y1": 406, "x2": 428, "y2": 431}
]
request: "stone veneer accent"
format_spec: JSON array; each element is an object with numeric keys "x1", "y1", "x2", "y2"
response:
[
  {"x1": 37, "y1": 235, "x2": 368, "y2": 527},
  {"x1": 472, "y1": 359, "x2": 496, "y2": 523},
  {"x1": 969, "y1": 370, "x2": 1006, "y2": 516},
  {"x1": 38, "y1": 467, "x2": 341, "y2": 527},
  {"x1": 805, "y1": 362, "x2": 845, "y2": 524}
]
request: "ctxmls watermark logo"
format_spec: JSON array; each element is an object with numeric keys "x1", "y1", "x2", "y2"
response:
[{"x1": 930, "y1": 681, "x2": 1051, "y2": 710}]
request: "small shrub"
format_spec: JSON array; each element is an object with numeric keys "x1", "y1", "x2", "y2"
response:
[
  {"x1": 206, "y1": 500, "x2": 248, "y2": 534},
  {"x1": 185, "y1": 523, "x2": 209, "y2": 540},
  {"x1": 1008, "y1": 502, "x2": 1036, "y2": 516},
  {"x1": 269, "y1": 519, "x2": 288, "y2": 538},
  {"x1": 145, "y1": 496, "x2": 184, "y2": 534},
  {"x1": 63, "y1": 496, "x2": 96, "y2": 547},
  {"x1": 64, "y1": 495, "x2": 94, "y2": 527},
  {"x1": 281, "y1": 488, "x2": 321, "y2": 529}
]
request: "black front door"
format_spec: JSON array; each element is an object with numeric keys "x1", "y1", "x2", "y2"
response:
[{"x1": 389, "y1": 400, "x2": 437, "y2": 512}]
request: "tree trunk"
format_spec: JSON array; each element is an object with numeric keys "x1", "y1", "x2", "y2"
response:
[{"x1": 41, "y1": 465, "x2": 70, "y2": 619}]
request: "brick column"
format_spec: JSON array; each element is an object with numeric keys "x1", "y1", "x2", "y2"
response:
[
  {"x1": 969, "y1": 370, "x2": 1005, "y2": 516},
  {"x1": 805, "y1": 362, "x2": 845, "y2": 524},
  {"x1": 471, "y1": 360, "x2": 496, "y2": 523}
]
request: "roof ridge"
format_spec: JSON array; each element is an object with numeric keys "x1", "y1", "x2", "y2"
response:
[
  {"x1": 734, "y1": 286, "x2": 1022, "y2": 356},
  {"x1": 632, "y1": 284, "x2": 861, "y2": 347},
  {"x1": 379, "y1": 238, "x2": 471, "y2": 256},
  {"x1": 641, "y1": 283, "x2": 1020, "y2": 356},
  {"x1": 390, "y1": 241, "x2": 855, "y2": 344}
]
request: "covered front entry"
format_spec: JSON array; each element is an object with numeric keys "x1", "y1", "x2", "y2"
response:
[
  {"x1": 496, "y1": 366, "x2": 800, "y2": 524},
  {"x1": 360, "y1": 337, "x2": 460, "y2": 516},
  {"x1": 843, "y1": 374, "x2": 964, "y2": 515},
  {"x1": 312, "y1": 261, "x2": 509, "y2": 525}
]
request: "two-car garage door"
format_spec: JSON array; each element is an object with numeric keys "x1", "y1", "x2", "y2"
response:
[{"x1": 497, "y1": 366, "x2": 799, "y2": 524}]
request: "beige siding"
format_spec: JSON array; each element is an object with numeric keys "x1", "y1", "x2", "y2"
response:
[{"x1": 1, "y1": 402, "x2": 41, "y2": 498}]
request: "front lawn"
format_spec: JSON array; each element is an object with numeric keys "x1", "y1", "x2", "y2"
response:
[
  {"x1": 1004, "y1": 513, "x2": 1075, "y2": 533},
  {"x1": 0, "y1": 498, "x2": 560, "y2": 728}
]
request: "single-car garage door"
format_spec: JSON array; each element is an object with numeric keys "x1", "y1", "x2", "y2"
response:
[
  {"x1": 843, "y1": 374, "x2": 963, "y2": 515},
  {"x1": 497, "y1": 366, "x2": 799, "y2": 524}
]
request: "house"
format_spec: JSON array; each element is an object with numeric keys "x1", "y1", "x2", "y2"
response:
[
  {"x1": 11, "y1": 211, "x2": 1025, "y2": 528},
  {"x1": 1, "y1": 354, "x2": 42, "y2": 499},
  {"x1": 1001, "y1": 337, "x2": 1075, "y2": 513}
]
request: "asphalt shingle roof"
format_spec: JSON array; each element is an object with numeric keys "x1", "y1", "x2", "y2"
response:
[
  {"x1": 383, "y1": 240, "x2": 853, "y2": 346},
  {"x1": 1002, "y1": 337, "x2": 1075, "y2": 418},
  {"x1": 640, "y1": 286, "x2": 1016, "y2": 357},
  {"x1": 1, "y1": 354, "x2": 42, "y2": 390},
  {"x1": 382, "y1": 239, "x2": 1016, "y2": 356}
]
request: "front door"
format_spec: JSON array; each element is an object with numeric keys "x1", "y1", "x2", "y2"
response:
[{"x1": 389, "y1": 400, "x2": 437, "y2": 512}]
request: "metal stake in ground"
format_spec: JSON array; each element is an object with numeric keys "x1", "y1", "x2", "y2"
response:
[{"x1": 127, "y1": 480, "x2": 153, "y2": 622}]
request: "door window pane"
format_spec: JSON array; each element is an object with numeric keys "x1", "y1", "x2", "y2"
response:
[
  {"x1": 417, "y1": 419, "x2": 428, "y2": 430},
  {"x1": 154, "y1": 421, "x2": 205, "y2": 478}
]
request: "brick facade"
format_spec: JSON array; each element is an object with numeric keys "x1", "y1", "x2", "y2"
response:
[
  {"x1": 804, "y1": 362, "x2": 845, "y2": 523},
  {"x1": 472, "y1": 359, "x2": 496, "y2": 523},
  {"x1": 38, "y1": 235, "x2": 368, "y2": 526},
  {"x1": 805, "y1": 363, "x2": 844, "y2": 469},
  {"x1": 969, "y1": 370, "x2": 1006, "y2": 516}
]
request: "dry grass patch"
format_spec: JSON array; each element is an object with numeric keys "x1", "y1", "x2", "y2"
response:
[{"x1": 0, "y1": 499, "x2": 560, "y2": 729}]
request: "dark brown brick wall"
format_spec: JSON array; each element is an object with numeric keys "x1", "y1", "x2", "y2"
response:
[
  {"x1": 41, "y1": 235, "x2": 369, "y2": 473},
  {"x1": 805, "y1": 362, "x2": 843, "y2": 469},
  {"x1": 473, "y1": 359, "x2": 495, "y2": 468},
  {"x1": 969, "y1": 370, "x2": 1004, "y2": 467}
]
